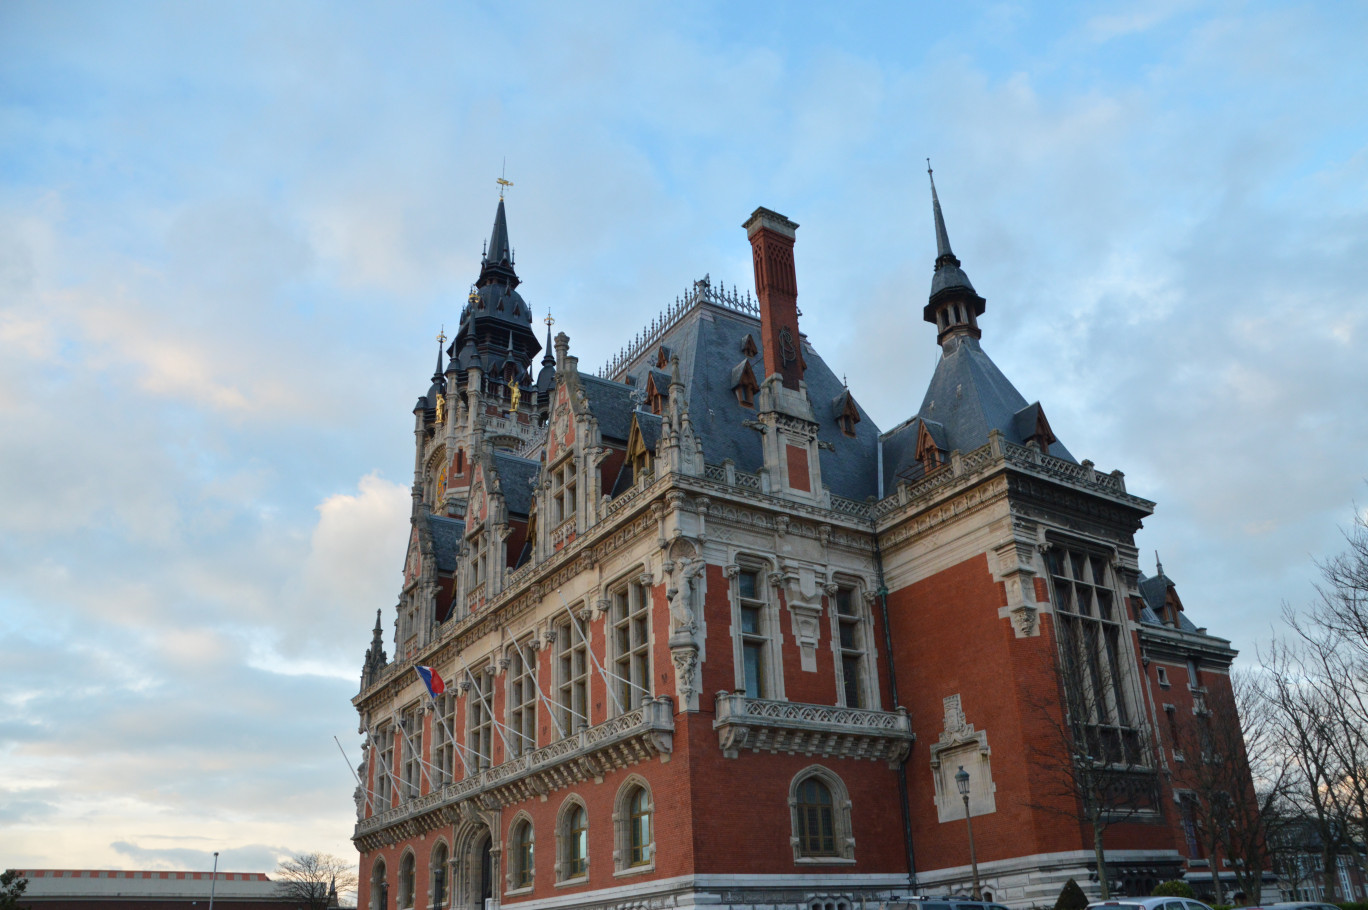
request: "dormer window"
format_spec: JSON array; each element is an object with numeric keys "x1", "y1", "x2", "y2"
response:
[
  {"x1": 645, "y1": 373, "x2": 667, "y2": 415},
  {"x1": 656, "y1": 346, "x2": 672, "y2": 368},
  {"x1": 740, "y1": 334, "x2": 758, "y2": 358},
  {"x1": 832, "y1": 390, "x2": 861, "y2": 438},
  {"x1": 551, "y1": 460, "x2": 578, "y2": 526},
  {"x1": 731, "y1": 360, "x2": 759, "y2": 409}
]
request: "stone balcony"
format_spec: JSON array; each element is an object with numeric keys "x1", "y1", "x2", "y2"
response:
[
  {"x1": 713, "y1": 693, "x2": 914, "y2": 769},
  {"x1": 354, "y1": 695, "x2": 674, "y2": 851}
]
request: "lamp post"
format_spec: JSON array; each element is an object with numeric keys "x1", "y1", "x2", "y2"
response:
[{"x1": 955, "y1": 766, "x2": 982, "y2": 900}]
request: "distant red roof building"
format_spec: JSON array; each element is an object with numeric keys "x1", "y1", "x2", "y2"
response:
[{"x1": 12, "y1": 870, "x2": 297, "y2": 910}]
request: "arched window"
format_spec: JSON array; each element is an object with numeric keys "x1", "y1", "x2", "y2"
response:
[
  {"x1": 370, "y1": 859, "x2": 388, "y2": 910},
  {"x1": 613, "y1": 777, "x2": 655, "y2": 872},
  {"x1": 789, "y1": 767, "x2": 855, "y2": 863},
  {"x1": 430, "y1": 843, "x2": 448, "y2": 910},
  {"x1": 397, "y1": 851, "x2": 416, "y2": 909},
  {"x1": 628, "y1": 787, "x2": 652, "y2": 866},
  {"x1": 796, "y1": 777, "x2": 835, "y2": 856},
  {"x1": 558, "y1": 798, "x2": 589, "y2": 881},
  {"x1": 507, "y1": 816, "x2": 534, "y2": 891}
]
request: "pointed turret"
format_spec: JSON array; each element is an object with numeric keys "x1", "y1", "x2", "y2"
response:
[
  {"x1": 478, "y1": 198, "x2": 519, "y2": 290},
  {"x1": 450, "y1": 196, "x2": 541, "y2": 387},
  {"x1": 361, "y1": 608, "x2": 388, "y2": 690},
  {"x1": 923, "y1": 165, "x2": 986, "y2": 346}
]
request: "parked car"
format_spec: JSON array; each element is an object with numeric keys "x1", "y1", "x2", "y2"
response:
[
  {"x1": 1088, "y1": 899, "x2": 1217, "y2": 910},
  {"x1": 1246, "y1": 903, "x2": 1343, "y2": 910},
  {"x1": 888, "y1": 899, "x2": 1012, "y2": 910}
]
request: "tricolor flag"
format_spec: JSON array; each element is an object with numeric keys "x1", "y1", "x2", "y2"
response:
[{"x1": 415, "y1": 665, "x2": 446, "y2": 699}]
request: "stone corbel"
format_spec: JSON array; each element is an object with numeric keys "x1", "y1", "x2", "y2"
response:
[
  {"x1": 994, "y1": 537, "x2": 1044, "y2": 638},
  {"x1": 723, "y1": 563, "x2": 740, "y2": 579},
  {"x1": 670, "y1": 645, "x2": 700, "y2": 711},
  {"x1": 777, "y1": 565, "x2": 824, "y2": 672}
]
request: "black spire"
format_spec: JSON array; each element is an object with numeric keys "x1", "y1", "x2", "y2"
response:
[
  {"x1": 432, "y1": 333, "x2": 446, "y2": 384},
  {"x1": 923, "y1": 163, "x2": 986, "y2": 343},
  {"x1": 362, "y1": 608, "x2": 388, "y2": 689},
  {"x1": 478, "y1": 198, "x2": 519, "y2": 289},
  {"x1": 541, "y1": 319, "x2": 555, "y2": 367}
]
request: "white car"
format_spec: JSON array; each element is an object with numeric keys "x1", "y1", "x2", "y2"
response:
[{"x1": 1088, "y1": 899, "x2": 1217, "y2": 910}]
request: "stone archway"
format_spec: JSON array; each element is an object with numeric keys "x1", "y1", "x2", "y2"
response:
[{"x1": 452, "y1": 815, "x2": 499, "y2": 910}]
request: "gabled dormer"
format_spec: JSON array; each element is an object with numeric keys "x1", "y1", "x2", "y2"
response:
[
  {"x1": 731, "y1": 359, "x2": 760, "y2": 408},
  {"x1": 831, "y1": 388, "x2": 861, "y2": 438},
  {"x1": 915, "y1": 418, "x2": 948, "y2": 474},
  {"x1": 1012, "y1": 402, "x2": 1057, "y2": 455}
]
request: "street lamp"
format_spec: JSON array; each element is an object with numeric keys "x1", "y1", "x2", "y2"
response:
[
  {"x1": 955, "y1": 766, "x2": 982, "y2": 900},
  {"x1": 208, "y1": 852, "x2": 219, "y2": 910}
]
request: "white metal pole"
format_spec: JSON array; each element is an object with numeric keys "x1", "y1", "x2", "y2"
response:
[{"x1": 208, "y1": 852, "x2": 219, "y2": 910}]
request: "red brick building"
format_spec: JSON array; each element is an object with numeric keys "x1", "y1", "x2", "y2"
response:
[{"x1": 349, "y1": 180, "x2": 1251, "y2": 910}]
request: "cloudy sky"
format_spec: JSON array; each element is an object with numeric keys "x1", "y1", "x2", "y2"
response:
[{"x1": 3, "y1": 0, "x2": 1366, "y2": 878}]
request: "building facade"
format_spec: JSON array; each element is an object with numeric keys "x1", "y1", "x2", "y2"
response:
[{"x1": 350, "y1": 182, "x2": 1250, "y2": 910}]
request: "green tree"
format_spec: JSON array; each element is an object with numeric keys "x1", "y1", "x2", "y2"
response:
[
  {"x1": 1055, "y1": 878, "x2": 1090, "y2": 910},
  {"x1": 1, "y1": 870, "x2": 29, "y2": 910},
  {"x1": 1153, "y1": 880, "x2": 1196, "y2": 899}
]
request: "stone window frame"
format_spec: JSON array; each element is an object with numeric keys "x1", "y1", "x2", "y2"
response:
[
  {"x1": 504, "y1": 810, "x2": 535, "y2": 895},
  {"x1": 396, "y1": 849, "x2": 417, "y2": 910},
  {"x1": 465, "y1": 663, "x2": 495, "y2": 771},
  {"x1": 553, "y1": 614, "x2": 591, "y2": 734},
  {"x1": 375, "y1": 723, "x2": 395, "y2": 807},
  {"x1": 369, "y1": 858, "x2": 389, "y2": 910},
  {"x1": 549, "y1": 456, "x2": 578, "y2": 528},
  {"x1": 505, "y1": 636, "x2": 539, "y2": 757},
  {"x1": 787, "y1": 764, "x2": 856, "y2": 864},
  {"x1": 604, "y1": 565, "x2": 654, "y2": 716},
  {"x1": 432, "y1": 689, "x2": 458, "y2": 785},
  {"x1": 611, "y1": 773, "x2": 656, "y2": 876},
  {"x1": 826, "y1": 577, "x2": 880, "y2": 711},
  {"x1": 929, "y1": 695, "x2": 997, "y2": 824},
  {"x1": 728, "y1": 555, "x2": 785, "y2": 701},
  {"x1": 554, "y1": 793, "x2": 590, "y2": 885},
  {"x1": 398, "y1": 703, "x2": 423, "y2": 801},
  {"x1": 1043, "y1": 538, "x2": 1148, "y2": 768},
  {"x1": 428, "y1": 840, "x2": 449, "y2": 910}
]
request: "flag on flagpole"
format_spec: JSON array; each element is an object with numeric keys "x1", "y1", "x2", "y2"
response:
[{"x1": 416, "y1": 665, "x2": 446, "y2": 699}]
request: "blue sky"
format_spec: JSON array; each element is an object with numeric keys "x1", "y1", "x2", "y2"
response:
[{"x1": 2, "y1": 0, "x2": 1367, "y2": 879}]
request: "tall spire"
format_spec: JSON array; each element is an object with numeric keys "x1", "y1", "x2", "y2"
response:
[
  {"x1": 922, "y1": 162, "x2": 986, "y2": 345},
  {"x1": 930, "y1": 163, "x2": 956, "y2": 269},
  {"x1": 432, "y1": 328, "x2": 446, "y2": 382},
  {"x1": 477, "y1": 198, "x2": 519, "y2": 289},
  {"x1": 541, "y1": 313, "x2": 555, "y2": 367}
]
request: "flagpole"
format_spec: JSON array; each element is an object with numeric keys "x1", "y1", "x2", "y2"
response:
[
  {"x1": 510, "y1": 635, "x2": 570, "y2": 740},
  {"x1": 558, "y1": 590, "x2": 628, "y2": 715},
  {"x1": 457, "y1": 655, "x2": 516, "y2": 757},
  {"x1": 334, "y1": 735, "x2": 382, "y2": 811},
  {"x1": 412, "y1": 666, "x2": 479, "y2": 777},
  {"x1": 208, "y1": 852, "x2": 218, "y2": 910},
  {"x1": 392, "y1": 711, "x2": 437, "y2": 793}
]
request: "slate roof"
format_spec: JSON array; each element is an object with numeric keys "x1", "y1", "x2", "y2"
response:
[
  {"x1": 606, "y1": 303, "x2": 880, "y2": 501},
  {"x1": 425, "y1": 515, "x2": 466, "y2": 573},
  {"x1": 1136, "y1": 571, "x2": 1199, "y2": 632},
  {"x1": 880, "y1": 334, "x2": 1077, "y2": 490},
  {"x1": 635, "y1": 410, "x2": 663, "y2": 451},
  {"x1": 578, "y1": 374, "x2": 637, "y2": 444},
  {"x1": 491, "y1": 452, "x2": 541, "y2": 517}
]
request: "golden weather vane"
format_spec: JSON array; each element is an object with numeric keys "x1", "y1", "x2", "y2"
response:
[
  {"x1": 544, "y1": 311, "x2": 555, "y2": 329},
  {"x1": 497, "y1": 159, "x2": 513, "y2": 200},
  {"x1": 437, "y1": 326, "x2": 446, "y2": 346}
]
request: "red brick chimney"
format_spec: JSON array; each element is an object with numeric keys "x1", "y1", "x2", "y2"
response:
[{"x1": 744, "y1": 207, "x2": 804, "y2": 391}]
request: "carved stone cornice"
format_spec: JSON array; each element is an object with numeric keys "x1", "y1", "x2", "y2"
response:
[
  {"x1": 353, "y1": 696, "x2": 675, "y2": 851},
  {"x1": 713, "y1": 692, "x2": 913, "y2": 770}
]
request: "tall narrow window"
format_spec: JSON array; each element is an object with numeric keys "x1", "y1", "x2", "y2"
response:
[
  {"x1": 795, "y1": 777, "x2": 836, "y2": 857},
  {"x1": 556, "y1": 621, "x2": 589, "y2": 732},
  {"x1": 400, "y1": 706, "x2": 422, "y2": 799},
  {"x1": 433, "y1": 691, "x2": 457, "y2": 784},
  {"x1": 551, "y1": 461, "x2": 577, "y2": 527},
  {"x1": 612, "y1": 581, "x2": 651, "y2": 712},
  {"x1": 510, "y1": 819, "x2": 534, "y2": 889},
  {"x1": 1047, "y1": 547, "x2": 1142, "y2": 766},
  {"x1": 431, "y1": 843, "x2": 448, "y2": 910},
  {"x1": 467, "y1": 669, "x2": 494, "y2": 770},
  {"x1": 834, "y1": 588, "x2": 867, "y2": 709},
  {"x1": 370, "y1": 860, "x2": 388, "y2": 910},
  {"x1": 628, "y1": 787, "x2": 652, "y2": 866},
  {"x1": 560, "y1": 801, "x2": 588, "y2": 880},
  {"x1": 737, "y1": 569, "x2": 771, "y2": 698},
  {"x1": 470, "y1": 532, "x2": 488, "y2": 589},
  {"x1": 397, "y1": 852, "x2": 416, "y2": 910},
  {"x1": 507, "y1": 641, "x2": 538, "y2": 756},
  {"x1": 376, "y1": 725, "x2": 395, "y2": 805}
]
